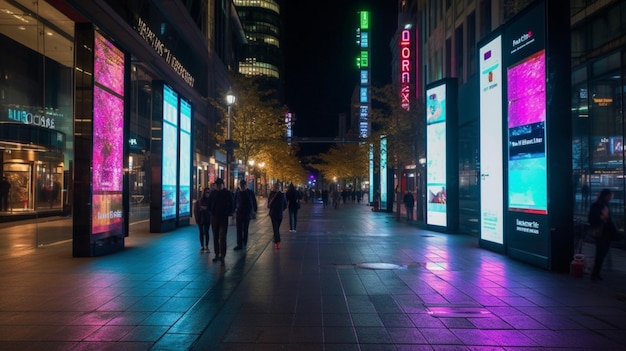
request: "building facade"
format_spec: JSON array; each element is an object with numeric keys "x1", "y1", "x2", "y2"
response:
[
  {"x1": 390, "y1": 0, "x2": 626, "y2": 270},
  {"x1": 0, "y1": 0, "x2": 244, "y2": 253}
]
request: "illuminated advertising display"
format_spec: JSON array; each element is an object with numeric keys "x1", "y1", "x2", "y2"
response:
[
  {"x1": 400, "y1": 29, "x2": 411, "y2": 111},
  {"x1": 162, "y1": 85, "x2": 178, "y2": 220},
  {"x1": 92, "y1": 32, "x2": 125, "y2": 235},
  {"x1": 179, "y1": 98, "x2": 191, "y2": 217},
  {"x1": 360, "y1": 88, "x2": 368, "y2": 103},
  {"x1": 479, "y1": 33, "x2": 504, "y2": 245},
  {"x1": 502, "y1": 0, "x2": 576, "y2": 270},
  {"x1": 507, "y1": 50, "x2": 547, "y2": 215},
  {"x1": 380, "y1": 136, "x2": 388, "y2": 204},
  {"x1": 426, "y1": 83, "x2": 447, "y2": 227}
]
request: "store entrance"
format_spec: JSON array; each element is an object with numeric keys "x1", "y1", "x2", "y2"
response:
[{"x1": 2, "y1": 151, "x2": 64, "y2": 213}]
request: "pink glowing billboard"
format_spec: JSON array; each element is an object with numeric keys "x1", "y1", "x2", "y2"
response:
[
  {"x1": 94, "y1": 32, "x2": 124, "y2": 96},
  {"x1": 92, "y1": 33, "x2": 125, "y2": 235}
]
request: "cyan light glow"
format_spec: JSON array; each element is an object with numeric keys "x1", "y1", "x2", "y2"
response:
[
  {"x1": 179, "y1": 99, "x2": 191, "y2": 216},
  {"x1": 162, "y1": 85, "x2": 178, "y2": 221}
]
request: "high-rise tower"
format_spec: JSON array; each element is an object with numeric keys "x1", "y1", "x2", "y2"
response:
[{"x1": 234, "y1": 0, "x2": 284, "y2": 99}]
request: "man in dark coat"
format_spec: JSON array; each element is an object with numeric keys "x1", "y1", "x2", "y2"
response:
[
  {"x1": 208, "y1": 178, "x2": 233, "y2": 265},
  {"x1": 234, "y1": 179, "x2": 257, "y2": 250}
]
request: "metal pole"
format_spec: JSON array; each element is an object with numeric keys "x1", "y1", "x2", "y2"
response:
[
  {"x1": 227, "y1": 105, "x2": 232, "y2": 140},
  {"x1": 227, "y1": 105, "x2": 232, "y2": 189}
]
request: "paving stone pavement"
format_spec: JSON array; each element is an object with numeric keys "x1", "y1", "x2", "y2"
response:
[{"x1": 0, "y1": 200, "x2": 625, "y2": 350}]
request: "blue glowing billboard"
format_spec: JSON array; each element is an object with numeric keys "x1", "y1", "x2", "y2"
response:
[
  {"x1": 380, "y1": 136, "x2": 388, "y2": 205},
  {"x1": 162, "y1": 85, "x2": 178, "y2": 221},
  {"x1": 179, "y1": 98, "x2": 191, "y2": 217}
]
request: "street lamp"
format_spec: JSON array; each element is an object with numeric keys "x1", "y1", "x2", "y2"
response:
[{"x1": 225, "y1": 88, "x2": 236, "y2": 189}]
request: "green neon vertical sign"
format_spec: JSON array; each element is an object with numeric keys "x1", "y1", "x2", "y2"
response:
[
  {"x1": 360, "y1": 51, "x2": 369, "y2": 68},
  {"x1": 360, "y1": 11, "x2": 369, "y2": 30}
]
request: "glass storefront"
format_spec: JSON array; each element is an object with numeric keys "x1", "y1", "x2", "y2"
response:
[
  {"x1": 572, "y1": 0, "x2": 626, "y2": 231},
  {"x1": 128, "y1": 62, "x2": 155, "y2": 221},
  {"x1": 0, "y1": 1, "x2": 74, "y2": 254}
]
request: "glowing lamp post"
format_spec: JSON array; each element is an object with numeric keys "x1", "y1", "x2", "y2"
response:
[{"x1": 225, "y1": 89, "x2": 236, "y2": 189}]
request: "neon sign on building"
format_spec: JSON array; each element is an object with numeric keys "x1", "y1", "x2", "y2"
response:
[{"x1": 400, "y1": 29, "x2": 411, "y2": 110}]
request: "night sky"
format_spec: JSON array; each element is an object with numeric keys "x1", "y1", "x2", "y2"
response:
[{"x1": 283, "y1": 1, "x2": 398, "y2": 156}]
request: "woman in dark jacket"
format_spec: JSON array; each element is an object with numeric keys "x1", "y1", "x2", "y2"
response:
[
  {"x1": 267, "y1": 183, "x2": 286, "y2": 249},
  {"x1": 285, "y1": 183, "x2": 302, "y2": 232},
  {"x1": 193, "y1": 187, "x2": 212, "y2": 252}
]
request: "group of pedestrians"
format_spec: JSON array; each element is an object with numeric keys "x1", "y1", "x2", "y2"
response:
[
  {"x1": 193, "y1": 178, "x2": 257, "y2": 265},
  {"x1": 193, "y1": 179, "x2": 302, "y2": 261}
]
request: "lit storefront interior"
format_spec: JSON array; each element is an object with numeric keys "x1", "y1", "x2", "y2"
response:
[{"x1": 0, "y1": 0, "x2": 74, "y2": 215}]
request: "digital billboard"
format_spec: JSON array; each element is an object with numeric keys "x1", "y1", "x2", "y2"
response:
[
  {"x1": 503, "y1": 0, "x2": 572, "y2": 271},
  {"x1": 507, "y1": 50, "x2": 547, "y2": 215},
  {"x1": 426, "y1": 83, "x2": 447, "y2": 227},
  {"x1": 162, "y1": 84, "x2": 178, "y2": 220},
  {"x1": 179, "y1": 98, "x2": 191, "y2": 217},
  {"x1": 380, "y1": 136, "x2": 387, "y2": 205},
  {"x1": 479, "y1": 33, "x2": 504, "y2": 245},
  {"x1": 92, "y1": 32, "x2": 125, "y2": 236}
]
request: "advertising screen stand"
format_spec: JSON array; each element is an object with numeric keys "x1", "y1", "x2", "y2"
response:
[
  {"x1": 150, "y1": 81, "x2": 177, "y2": 233},
  {"x1": 478, "y1": 27, "x2": 506, "y2": 254},
  {"x1": 73, "y1": 25, "x2": 129, "y2": 256},
  {"x1": 425, "y1": 78, "x2": 458, "y2": 232},
  {"x1": 504, "y1": 0, "x2": 571, "y2": 271}
]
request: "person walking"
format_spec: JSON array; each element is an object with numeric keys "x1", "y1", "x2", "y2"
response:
[
  {"x1": 208, "y1": 178, "x2": 233, "y2": 265},
  {"x1": 267, "y1": 183, "x2": 286, "y2": 249},
  {"x1": 193, "y1": 187, "x2": 212, "y2": 252},
  {"x1": 588, "y1": 188, "x2": 618, "y2": 280},
  {"x1": 0, "y1": 176, "x2": 10, "y2": 212},
  {"x1": 403, "y1": 190, "x2": 415, "y2": 222},
  {"x1": 285, "y1": 183, "x2": 302, "y2": 232},
  {"x1": 234, "y1": 179, "x2": 257, "y2": 250},
  {"x1": 372, "y1": 190, "x2": 381, "y2": 211}
]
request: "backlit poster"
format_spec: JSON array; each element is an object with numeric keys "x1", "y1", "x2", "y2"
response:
[
  {"x1": 92, "y1": 32, "x2": 124, "y2": 235},
  {"x1": 162, "y1": 85, "x2": 178, "y2": 220},
  {"x1": 380, "y1": 136, "x2": 387, "y2": 205},
  {"x1": 479, "y1": 33, "x2": 504, "y2": 244},
  {"x1": 179, "y1": 99, "x2": 191, "y2": 216},
  {"x1": 507, "y1": 50, "x2": 547, "y2": 215},
  {"x1": 426, "y1": 83, "x2": 447, "y2": 226}
]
